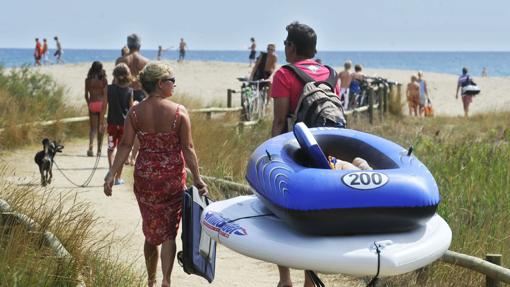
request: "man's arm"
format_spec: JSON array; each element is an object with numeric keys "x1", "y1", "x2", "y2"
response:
[{"x1": 271, "y1": 97, "x2": 290, "y2": 137}]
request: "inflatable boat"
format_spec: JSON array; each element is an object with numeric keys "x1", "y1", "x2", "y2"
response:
[
  {"x1": 201, "y1": 196, "x2": 451, "y2": 276},
  {"x1": 462, "y1": 84, "x2": 481, "y2": 96},
  {"x1": 245, "y1": 123, "x2": 440, "y2": 235}
]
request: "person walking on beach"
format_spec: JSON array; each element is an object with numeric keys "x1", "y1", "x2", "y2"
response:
[
  {"x1": 34, "y1": 38, "x2": 42, "y2": 66},
  {"x1": 338, "y1": 60, "x2": 353, "y2": 110},
  {"x1": 248, "y1": 37, "x2": 256, "y2": 67},
  {"x1": 481, "y1": 66, "x2": 488, "y2": 78},
  {"x1": 271, "y1": 22, "x2": 340, "y2": 287},
  {"x1": 406, "y1": 75, "x2": 420, "y2": 117},
  {"x1": 104, "y1": 62, "x2": 208, "y2": 287},
  {"x1": 456, "y1": 67, "x2": 475, "y2": 117},
  {"x1": 85, "y1": 61, "x2": 108, "y2": 157},
  {"x1": 116, "y1": 33, "x2": 149, "y2": 164},
  {"x1": 417, "y1": 71, "x2": 429, "y2": 116},
  {"x1": 42, "y1": 38, "x2": 49, "y2": 65},
  {"x1": 100, "y1": 63, "x2": 133, "y2": 185},
  {"x1": 53, "y1": 36, "x2": 64, "y2": 64},
  {"x1": 178, "y1": 38, "x2": 187, "y2": 62}
]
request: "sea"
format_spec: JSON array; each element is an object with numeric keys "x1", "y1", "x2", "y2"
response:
[{"x1": 1, "y1": 48, "x2": 510, "y2": 77}]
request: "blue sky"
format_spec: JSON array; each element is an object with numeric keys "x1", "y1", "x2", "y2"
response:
[{"x1": 2, "y1": 0, "x2": 509, "y2": 51}]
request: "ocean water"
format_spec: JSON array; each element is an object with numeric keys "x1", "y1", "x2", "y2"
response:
[{"x1": 1, "y1": 48, "x2": 509, "y2": 77}]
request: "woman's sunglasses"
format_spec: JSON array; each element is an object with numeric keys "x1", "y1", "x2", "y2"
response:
[{"x1": 162, "y1": 78, "x2": 176, "y2": 84}]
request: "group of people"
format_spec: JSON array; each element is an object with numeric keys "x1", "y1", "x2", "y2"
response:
[
  {"x1": 156, "y1": 38, "x2": 187, "y2": 62},
  {"x1": 86, "y1": 23, "x2": 480, "y2": 287},
  {"x1": 336, "y1": 61, "x2": 366, "y2": 110},
  {"x1": 405, "y1": 71, "x2": 430, "y2": 117},
  {"x1": 84, "y1": 33, "x2": 207, "y2": 287},
  {"x1": 34, "y1": 36, "x2": 63, "y2": 66}
]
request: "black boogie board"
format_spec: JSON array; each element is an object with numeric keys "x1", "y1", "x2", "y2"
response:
[{"x1": 177, "y1": 186, "x2": 216, "y2": 283}]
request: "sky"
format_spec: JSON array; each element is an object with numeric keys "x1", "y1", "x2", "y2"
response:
[{"x1": 2, "y1": 0, "x2": 509, "y2": 51}]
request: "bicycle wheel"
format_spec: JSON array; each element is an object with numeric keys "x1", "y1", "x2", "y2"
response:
[
  {"x1": 250, "y1": 92, "x2": 260, "y2": 121},
  {"x1": 259, "y1": 87, "x2": 269, "y2": 118}
]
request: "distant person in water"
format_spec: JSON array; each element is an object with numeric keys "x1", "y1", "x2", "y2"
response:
[
  {"x1": 53, "y1": 36, "x2": 64, "y2": 64},
  {"x1": 178, "y1": 38, "x2": 187, "y2": 62},
  {"x1": 85, "y1": 61, "x2": 108, "y2": 156},
  {"x1": 338, "y1": 60, "x2": 353, "y2": 110},
  {"x1": 406, "y1": 75, "x2": 420, "y2": 117},
  {"x1": 34, "y1": 38, "x2": 42, "y2": 66},
  {"x1": 456, "y1": 67, "x2": 475, "y2": 117},
  {"x1": 248, "y1": 37, "x2": 256, "y2": 67}
]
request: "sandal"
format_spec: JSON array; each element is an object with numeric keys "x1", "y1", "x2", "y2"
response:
[{"x1": 87, "y1": 149, "x2": 94, "y2": 157}]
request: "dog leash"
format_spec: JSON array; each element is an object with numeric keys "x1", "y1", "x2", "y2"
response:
[{"x1": 53, "y1": 133, "x2": 104, "y2": 188}]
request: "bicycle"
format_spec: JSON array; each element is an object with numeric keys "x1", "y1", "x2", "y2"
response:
[{"x1": 237, "y1": 78, "x2": 271, "y2": 121}]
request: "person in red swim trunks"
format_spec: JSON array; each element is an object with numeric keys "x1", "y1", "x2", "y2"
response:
[
  {"x1": 104, "y1": 62, "x2": 208, "y2": 287},
  {"x1": 84, "y1": 61, "x2": 108, "y2": 156},
  {"x1": 100, "y1": 63, "x2": 133, "y2": 185}
]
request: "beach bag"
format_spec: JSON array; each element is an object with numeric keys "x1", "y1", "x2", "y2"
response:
[
  {"x1": 424, "y1": 99, "x2": 434, "y2": 117},
  {"x1": 177, "y1": 186, "x2": 216, "y2": 283},
  {"x1": 283, "y1": 64, "x2": 346, "y2": 130},
  {"x1": 460, "y1": 76, "x2": 481, "y2": 96}
]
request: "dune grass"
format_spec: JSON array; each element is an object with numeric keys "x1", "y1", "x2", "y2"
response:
[
  {"x1": 0, "y1": 166, "x2": 146, "y2": 287},
  {"x1": 0, "y1": 66, "x2": 82, "y2": 149}
]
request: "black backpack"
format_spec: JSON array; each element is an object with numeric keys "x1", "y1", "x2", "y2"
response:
[{"x1": 283, "y1": 64, "x2": 346, "y2": 130}]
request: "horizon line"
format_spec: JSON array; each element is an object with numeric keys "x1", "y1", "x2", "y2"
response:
[{"x1": 1, "y1": 47, "x2": 510, "y2": 53}]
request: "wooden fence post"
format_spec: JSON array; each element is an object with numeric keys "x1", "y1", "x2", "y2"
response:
[
  {"x1": 227, "y1": 89, "x2": 233, "y2": 108},
  {"x1": 486, "y1": 254, "x2": 502, "y2": 287},
  {"x1": 383, "y1": 85, "x2": 389, "y2": 114},
  {"x1": 368, "y1": 87, "x2": 374, "y2": 124}
]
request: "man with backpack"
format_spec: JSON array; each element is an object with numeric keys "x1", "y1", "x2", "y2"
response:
[
  {"x1": 270, "y1": 21, "x2": 344, "y2": 287},
  {"x1": 271, "y1": 22, "x2": 345, "y2": 137}
]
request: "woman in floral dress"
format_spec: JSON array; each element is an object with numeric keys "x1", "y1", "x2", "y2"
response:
[{"x1": 104, "y1": 62, "x2": 208, "y2": 287}]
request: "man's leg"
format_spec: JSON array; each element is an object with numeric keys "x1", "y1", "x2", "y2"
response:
[{"x1": 277, "y1": 265, "x2": 292, "y2": 287}]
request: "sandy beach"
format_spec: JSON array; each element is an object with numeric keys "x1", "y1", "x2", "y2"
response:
[
  {"x1": 35, "y1": 60, "x2": 510, "y2": 117},
  {"x1": 4, "y1": 61, "x2": 510, "y2": 286}
]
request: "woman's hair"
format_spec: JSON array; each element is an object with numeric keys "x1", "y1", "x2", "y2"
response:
[
  {"x1": 354, "y1": 64, "x2": 363, "y2": 72},
  {"x1": 121, "y1": 46, "x2": 129, "y2": 56},
  {"x1": 138, "y1": 62, "x2": 174, "y2": 94},
  {"x1": 285, "y1": 22, "x2": 317, "y2": 59},
  {"x1": 113, "y1": 63, "x2": 132, "y2": 86},
  {"x1": 87, "y1": 61, "x2": 106, "y2": 80}
]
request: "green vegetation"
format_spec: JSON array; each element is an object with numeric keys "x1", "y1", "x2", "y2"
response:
[
  {"x1": 0, "y1": 66, "x2": 83, "y2": 149},
  {"x1": 0, "y1": 167, "x2": 146, "y2": 286}
]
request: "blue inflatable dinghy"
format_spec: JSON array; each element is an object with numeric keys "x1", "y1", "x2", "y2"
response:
[{"x1": 245, "y1": 123, "x2": 440, "y2": 235}]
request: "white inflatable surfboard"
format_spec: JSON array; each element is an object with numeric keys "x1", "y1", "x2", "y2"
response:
[{"x1": 201, "y1": 195, "x2": 451, "y2": 276}]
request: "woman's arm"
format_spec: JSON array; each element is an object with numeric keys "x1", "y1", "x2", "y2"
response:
[
  {"x1": 179, "y1": 107, "x2": 208, "y2": 195},
  {"x1": 104, "y1": 111, "x2": 136, "y2": 196},
  {"x1": 99, "y1": 88, "x2": 108, "y2": 131},
  {"x1": 84, "y1": 79, "x2": 90, "y2": 104}
]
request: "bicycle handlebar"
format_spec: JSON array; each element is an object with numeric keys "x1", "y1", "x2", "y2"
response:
[{"x1": 237, "y1": 77, "x2": 271, "y2": 84}]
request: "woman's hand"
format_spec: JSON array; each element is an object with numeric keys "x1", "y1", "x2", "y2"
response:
[
  {"x1": 194, "y1": 178, "x2": 209, "y2": 196},
  {"x1": 104, "y1": 171, "x2": 114, "y2": 196}
]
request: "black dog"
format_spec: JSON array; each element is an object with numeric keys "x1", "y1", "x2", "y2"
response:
[{"x1": 34, "y1": 138, "x2": 64, "y2": 186}]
